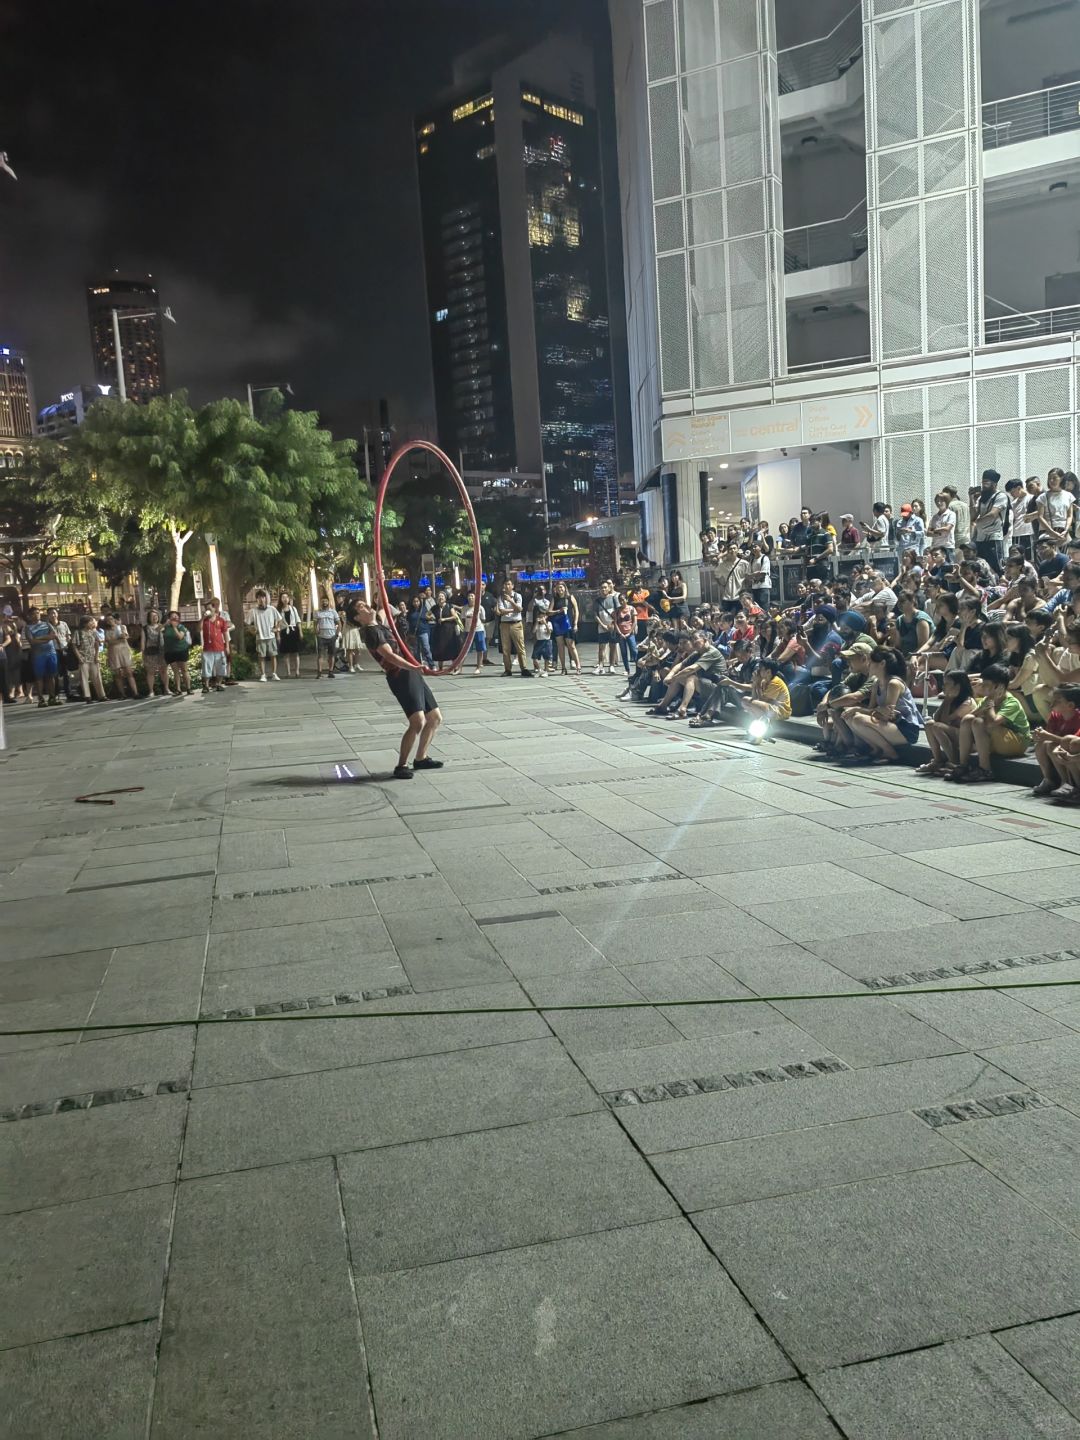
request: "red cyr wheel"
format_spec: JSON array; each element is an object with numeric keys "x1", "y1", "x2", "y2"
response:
[{"x1": 373, "y1": 440, "x2": 485, "y2": 675}]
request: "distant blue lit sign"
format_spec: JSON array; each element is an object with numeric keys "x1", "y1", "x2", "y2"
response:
[{"x1": 517, "y1": 568, "x2": 586, "y2": 582}]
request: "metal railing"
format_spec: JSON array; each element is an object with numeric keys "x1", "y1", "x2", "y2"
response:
[
  {"x1": 783, "y1": 201, "x2": 868, "y2": 273},
  {"x1": 787, "y1": 353, "x2": 872, "y2": 372},
  {"x1": 777, "y1": 6, "x2": 863, "y2": 95},
  {"x1": 982, "y1": 81, "x2": 1080, "y2": 149},
  {"x1": 983, "y1": 304, "x2": 1080, "y2": 344}
]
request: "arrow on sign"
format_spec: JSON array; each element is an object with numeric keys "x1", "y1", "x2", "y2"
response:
[{"x1": 855, "y1": 405, "x2": 873, "y2": 428}]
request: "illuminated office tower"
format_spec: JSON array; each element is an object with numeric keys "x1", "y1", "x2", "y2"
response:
[{"x1": 87, "y1": 275, "x2": 167, "y2": 403}]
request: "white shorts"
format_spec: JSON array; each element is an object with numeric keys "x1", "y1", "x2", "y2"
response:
[{"x1": 202, "y1": 651, "x2": 227, "y2": 679}]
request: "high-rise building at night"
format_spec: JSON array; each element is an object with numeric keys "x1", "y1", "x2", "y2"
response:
[
  {"x1": 609, "y1": 0, "x2": 1080, "y2": 575},
  {"x1": 87, "y1": 275, "x2": 167, "y2": 403},
  {"x1": 36, "y1": 384, "x2": 104, "y2": 438},
  {"x1": 416, "y1": 36, "x2": 621, "y2": 526},
  {"x1": 0, "y1": 345, "x2": 34, "y2": 447}
]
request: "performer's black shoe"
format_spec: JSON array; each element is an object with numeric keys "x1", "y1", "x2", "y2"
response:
[
  {"x1": 393, "y1": 765, "x2": 413, "y2": 780},
  {"x1": 413, "y1": 758, "x2": 443, "y2": 770}
]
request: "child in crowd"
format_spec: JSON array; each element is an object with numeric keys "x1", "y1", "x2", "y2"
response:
[
  {"x1": 1031, "y1": 685, "x2": 1080, "y2": 802},
  {"x1": 314, "y1": 598, "x2": 342, "y2": 679},
  {"x1": 200, "y1": 600, "x2": 231, "y2": 694},
  {"x1": 950, "y1": 662, "x2": 1030, "y2": 782}
]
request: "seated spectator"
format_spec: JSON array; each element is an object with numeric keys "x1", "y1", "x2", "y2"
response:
[
  {"x1": 913, "y1": 592, "x2": 959, "y2": 678},
  {"x1": 1046, "y1": 563, "x2": 1080, "y2": 614},
  {"x1": 951, "y1": 598, "x2": 985, "y2": 673},
  {"x1": 949, "y1": 662, "x2": 1030, "y2": 782},
  {"x1": 646, "y1": 630, "x2": 728, "y2": 720},
  {"x1": 718, "y1": 656, "x2": 791, "y2": 740},
  {"x1": 891, "y1": 592, "x2": 932, "y2": 659},
  {"x1": 787, "y1": 607, "x2": 843, "y2": 715},
  {"x1": 812, "y1": 638, "x2": 876, "y2": 758},
  {"x1": 843, "y1": 646, "x2": 925, "y2": 766},
  {"x1": 1005, "y1": 623, "x2": 1040, "y2": 725},
  {"x1": 1005, "y1": 576, "x2": 1044, "y2": 621},
  {"x1": 1036, "y1": 536, "x2": 1068, "y2": 586},
  {"x1": 852, "y1": 571, "x2": 898, "y2": 615},
  {"x1": 1031, "y1": 685, "x2": 1080, "y2": 801},
  {"x1": 916, "y1": 671, "x2": 976, "y2": 776},
  {"x1": 1032, "y1": 612, "x2": 1080, "y2": 718},
  {"x1": 768, "y1": 618, "x2": 805, "y2": 679}
]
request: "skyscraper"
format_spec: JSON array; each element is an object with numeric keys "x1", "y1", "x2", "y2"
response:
[
  {"x1": 87, "y1": 275, "x2": 167, "y2": 403},
  {"x1": 0, "y1": 345, "x2": 34, "y2": 442},
  {"x1": 417, "y1": 35, "x2": 620, "y2": 526}
]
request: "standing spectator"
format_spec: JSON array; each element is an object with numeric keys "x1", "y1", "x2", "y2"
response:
[
  {"x1": 163, "y1": 611, "x2": 192, "y2": 695},
  {"x1": 666, "y1": 570, "x2": 688, "y2": 619},
  {"x1": 838, "y1": 513, "x2": 860, "y2": 549},
  {"x1": 431, "y1": 589, "x2": 462, "y2": 673},
  {"x1": 25, "y1": 606, "x2": 62, "y2": 708},
  {"x1": 406, "y1": 597, "x2": 435, "y2": 669},
  {"x1": 629, "y1": 573, "x2": 652, "y2": 639},
  {"x1": 45, "y1": 607, "x2": 74, "y2": 699},
  {"x1": 928, "y1": 493, "x2": 957, "y2": 560},
  {"x1": 532, "y1": 604, "x2": 555, "y2": 677},
  {"x1": 951, "y1": 662, "x2": 1030, "y2": 781},
  {"x1": 141, "y1": 608, "x2": 169, "y2": 696},
  {"x1": 466, "y1": 590, "x2": 487, "y2": 673},
  {"x1": 72, "y1": 614, "x2": 107, "y2": 703},
  {"x1": 715, "y1": 546, "x2": 750, "y2": 613},
  {"x1": 941, "y1": 484, "x2": 970, "y2": 550},
  {"x1": 971, "y1": 469, "x2": 1008, "y2": 572},
  {"x1": 1036, "y1": 468, "x2": 1076, "y2": 547},
  {"x1": 340, "y1": 599, "x2": 365, "y2": 674},
  {"x1": 200, "y1": 600, "x2": 231, "y2": 693},
  {"x1": 313, "y1": 596, "x2": 341, "y2": 679},
  {"x1": 593, "y1": 580, "x2": 617, "y2": 674},
  {"x1": 496, "y1": 580, "x2": 532, "y2": 676},
  {"x1": 749, "y1": 542, "x2": 772, "y2": 609},
  {"x1": 103, "y1": 612, "x2": 139, "y2": 699},
  {"x1": 277, "y1": 591, "x2": 303, "y2": 677},
  {"x1": 612, "y1": 592, "x2": 638, "y2": 681},
  {"x1": 551, "y1": 581, "x2": 580, "y2": 674},
  {"x1": 249, "y1": 589, "x2": 283, "y2": 682},
  {"x1": 895, "y1": 504, "x2": 926, "y2": 555},
  {"x1": 1006, "y1": 479, "x2": 1035, "y2": 560},
  {"x1": 862, "y1": 501, "x2": 890, "y2": 552}
]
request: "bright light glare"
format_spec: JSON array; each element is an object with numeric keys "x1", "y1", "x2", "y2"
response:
[{"x1": 748, "y1": 718, "x2": 769, "y2": 740}]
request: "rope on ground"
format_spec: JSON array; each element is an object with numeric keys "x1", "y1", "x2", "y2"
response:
[{"x1": 2, "y1": 977, "x2": 1077, "y2": 1036}]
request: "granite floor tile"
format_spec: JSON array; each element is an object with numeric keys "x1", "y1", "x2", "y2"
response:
[
  {"x1": 209, "y1": 884, "x2": 377, "y2": 932},
  {"x1": 182, "y1": 1037, "x2": 600, "y2": 1176},
  {"x1": 696, "y1": 1164, "x2": 1080, "y2": 1371},
  {"x1": 996, "y1": 1313, "x2": 1080, "y2": 1421},
  {"x1": 360, "y1": 1220, "x2": 792, "y2": 1440},
  {"x1": 340, "y1": 1112, "x2": 677, "y2": 1274},
  {"x1": 152, "y1": 1160, "x2": 372, "y2": 1438},
  {"x1": 0, "y1": 1185, "x2": 174, "y2": 1348},
  {"x1": 809, "y1": 1335, "x2": 1080, "y2": 1440},
  {"x1": 938, "y1": 1105, "x2": 1080, "y2": 1234},
  {"x1": 0, "y1": 1322, "x2": 158, "y2": 1440},
  {"x1": 205, "y1": 915, "x2": 393, "y2": 973},
  {"x1": 0, "y1": 1026, "x2": 195, "y2": 1111},
  {"x1": 541, "y1": 1380, "x2": 843, "y2": 1439}
]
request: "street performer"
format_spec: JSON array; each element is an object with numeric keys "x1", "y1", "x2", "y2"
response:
[{"x1": 355, "y1": 600, "x2": 443, "y2": 780}]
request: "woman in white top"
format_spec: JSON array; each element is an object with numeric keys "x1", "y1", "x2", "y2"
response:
[
  {"x1": 1037, "y1": 469, "x2": 1076, "y2": 544},
  {"x1": 927, "y1": 494, "x2": 957, "y2": 558},
  {"x1": 276, "y1": 591, "x2": 303, "y2": 677}
]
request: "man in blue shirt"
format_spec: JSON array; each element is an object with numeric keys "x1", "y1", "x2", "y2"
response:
[{"x1": 24, "y1": 607, "x2": 61, "y2": 708}]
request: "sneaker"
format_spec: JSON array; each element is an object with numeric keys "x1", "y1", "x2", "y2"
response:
[
  {"x1": 1051, "y1": 784, "x2": 1075, "y2": 799},
  {"x1": 617, "y1": 692, "x2": 631, "y2": 702},
  {"x1": 270, "y1": 673, "x2": 280, "y2": 681},
  {"x1": 413, "y1": 757, "x2": 444, "y2": 770},
  {"x1": 259, "y1": 674, "x2": 268, "y2": 682},
  {"x1": 393, "y1": 764, "x2": 413, "y2": 780},
  {"x1": 84, "y1": 696, "x2": 92, "y2": 705},
  {"x1": 47, "y1": 697, "x2": 61, "y2": 706},
  {"x1": 326, "y1": 671, "x2": 335, "y2": 679},
  {"x1": 604, "y1": 666, "x2": 614, "y2": 674},
  {"x1": 536, "y1": 669, "x2": 546, "y2": 678},
  {"x1": 521, "y1": 670, "x2": 535, "y2": 677},
  {"x1": 1031, "y1": 779, "x2": 1055, "y2": 796},
  {"x1": 593, "y1": 665, "x2": 604, "y2": 675},
  {"x1": 37, "y1": 698, "x2": 46, "y2": 708}
]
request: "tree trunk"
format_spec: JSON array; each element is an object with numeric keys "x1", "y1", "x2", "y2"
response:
[{"x1": 168, "y1": 526, "x2": 194, "y2": 612}]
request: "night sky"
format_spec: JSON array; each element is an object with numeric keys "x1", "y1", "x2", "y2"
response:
[{"x1": 0, "y1": 0, "x2": 610, "y2": 440}]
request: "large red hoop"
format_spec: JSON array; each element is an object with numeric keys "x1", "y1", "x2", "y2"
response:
[{"x1": 373, "y1": 439, "x2": 484, "y2": 675}]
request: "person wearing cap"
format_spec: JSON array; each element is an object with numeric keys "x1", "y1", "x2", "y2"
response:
[
  {"x1": 838, "y1": 513, "x2": 860, "y2": 549},
  {"x1": 812, "y1": 638, "x2": 876, "y2": 757},
  {"x1": 896, "y1": 503, "x2": 926, "y2": 555}
]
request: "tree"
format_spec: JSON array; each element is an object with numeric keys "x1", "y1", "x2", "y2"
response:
[
  {"x1": 0, "y1": 438, "x2": 124, "y2": 609},
  {"x1": 475, "y1": 493, "x2": 549, "y2": 571}
]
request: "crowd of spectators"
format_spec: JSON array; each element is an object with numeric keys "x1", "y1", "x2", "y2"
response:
[{"x1": 609, "y1": 467, "x2": 1080, "y2": 801}]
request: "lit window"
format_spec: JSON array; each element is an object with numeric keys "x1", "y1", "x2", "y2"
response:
[
  {"x1": 452, "y1": 93, "x2": 493, "y2": 122},
  {"x1": 435, "y1": 308, "x2": 449, "y2": 322},
  {"x1": 521, "y1": 91, "x2": 542, "y2": 106},
  {"x1": 419, "y1": 122, "x2": 435, "y2": 136},
  {"x1": 419, "y1": 142, "x2": 429, "y2": 154},
  {"x1": 475, "y1": 144, "x2": 495, "y2": 159},
  {"x1": 543, "y1": 101, "x2": 584, "y2": 126}
]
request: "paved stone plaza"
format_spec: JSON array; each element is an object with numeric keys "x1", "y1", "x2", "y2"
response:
[{"x1": 2, "y1": 672, "x2": 1080, "y2": 1438}]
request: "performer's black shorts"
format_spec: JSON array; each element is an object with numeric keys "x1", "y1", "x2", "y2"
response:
[{"x1": 386, "y1": 667, "x2": 439, "y2": 717}]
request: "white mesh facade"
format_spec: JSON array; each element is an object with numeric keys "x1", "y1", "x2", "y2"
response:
[
  {"x1": 863, "y1": 0, "x2": 982, "y2": 362},
  {"x1": 644, "y1": 0, "x2": 786, "y2": 396},
  {"x1": 878, "y1": 366, "x2": 1078, "y2": 510}
]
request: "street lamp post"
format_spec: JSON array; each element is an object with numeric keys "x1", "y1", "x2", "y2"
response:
[
  {"x1": 111, "y1": 306, "x2": 175, "y2": 402},
  {"x1": 246, "y1": 381, "x2": 293, "y2": 419}
]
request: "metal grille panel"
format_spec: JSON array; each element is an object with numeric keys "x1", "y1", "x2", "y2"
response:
[
  {"x1": 926, "y1": 380, "x2": 970, "y2": 429},
  {"x1": 690, "y1": 243, "x2": 729, "y2": 389},
  {"x1": 657, "y1": 252, "x2": 692, "y2": 392},
  {"x1": 919, "y1": 4, "x2": 967, "y2": 136},
  {"x1": 923, "y1": 191, "x2": 970, "y2": 353},
  {"x1": 717, "y1": 0, "x2": 759, "y2": 59},
  {"x1": 655, "y1": 199, "x2": 687, "y2": 252},
  {"x1": 646, "y1": 0, "x2": 679, "y2": 81},
  {"x1": 721, "y1": 56, "x2": 764, "y2": 185},
  {"x1": 687, "y1": 192, "x2": 723, "y2": 245},
  {"x1": 725, "y1": 180, "x2": 765, "y2": 237},
  {"x1": 878, "y1": 203, "x2": 923, "y2": 359},
  {"x1": 884, "y1": 387, "x2": 925, "y2": 433},
  {"x1": 975, "y1": 422, "x2": 1022, "y2": 480},
  {"x1": 976, "y1": 373, "x2": 1021, "y2": 424},
  {"x1": 884, "y1": 434, "x2": 927, "y2": 503},
  {"x1": 649, "y1": 81, "x2": 683, "y2": 200},
  {"x1": 729, "y1": 235, "x2": 771, "y2": 382},
  {"x1": 927, "y1": 427, "x2": 972, "y2": 497},
  {"x1": 1024, "y1": 417, "x2": 1071, "y2": 479},
  {"x1": 877, "y1": 147, "x2": 920, "y2": 205},
  {"x1": 682, "y1": 70, "x2": 723, "y2": 192},
  {"x1": 872, "y1": 14, "x2": 918, "y2": 148},
  {"x1": 1024, "y1": 366, "x2": 1071, "y2": 419},
  {"x1": 922, "y1": 134, "x2": 968, "y2": 194}
]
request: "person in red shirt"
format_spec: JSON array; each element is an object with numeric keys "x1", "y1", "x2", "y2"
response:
[
  {"x1": 200, "y1": 599, "x2": 231, "y2": 693},
  {"x1": 1031, "y1": 684, "x2": 1080, "y2": 801}
]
